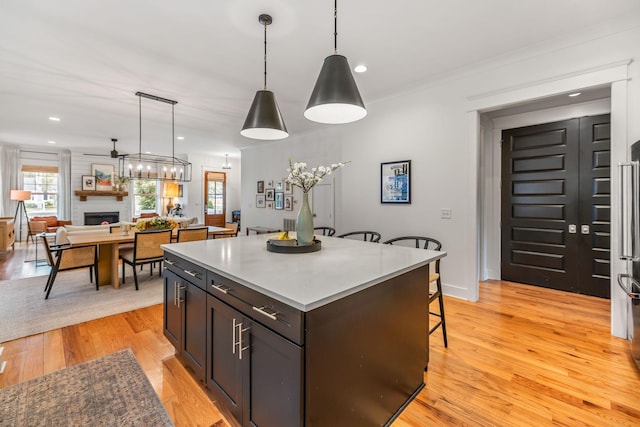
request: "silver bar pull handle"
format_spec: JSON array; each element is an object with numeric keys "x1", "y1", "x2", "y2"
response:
[
  {"x1": 568, "y1": 224, "x2": 577, "y2": 234},
  {"x1": 238, "y1": 326, "x2": 250, "y2": 360},
  {"x1": 232, "y1": 318, "x2": 238, "y2": 355},
  {"x1": 211, "y1": 283, "x2": 230, "y2": 294},
  {"x1": 581, "y1": 225, "x2": 590, "y2": 235},
  {"x1": 164, "y1": 259, "x2": 175, "y2": 265},
  {"x1": 177, "y1": 285, "x2": 185, "y2": 307},
  {"x1": 183, "y1": 270, "x2": 198, "y2": 277},
  {"x1": 174, "y1": 281, "x2": 178, "y2": 306},
  {"x1": 252, "y1": 306, "x2": 278, "y2": 321},
  {"x1": 619, "y1": 162, "x2": 640, "y2": 260}
]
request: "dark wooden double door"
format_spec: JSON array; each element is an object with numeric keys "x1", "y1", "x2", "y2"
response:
[{"x1": 501, "y1": 114, "x2": 611, "y2": 298}]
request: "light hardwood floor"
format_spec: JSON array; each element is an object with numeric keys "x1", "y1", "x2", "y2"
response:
[{"x1": 2, "y1": 241, "x2": 640, "y2": 426}]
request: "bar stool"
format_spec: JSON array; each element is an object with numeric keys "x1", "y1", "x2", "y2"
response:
[{"x1": 383, "y1": 236, "x2": 447, "y2": 347}]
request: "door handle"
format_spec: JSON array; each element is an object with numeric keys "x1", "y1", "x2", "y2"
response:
[
  {"x1": 581, "y1": 225, "x2": 590, "y2": 235},
  {"x1": 568, "y1": 224, "x2": 577, "y2": 234}
]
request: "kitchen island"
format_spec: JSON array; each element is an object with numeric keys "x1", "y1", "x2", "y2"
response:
[{"x1": 162, "y1": 234, "x2": 445, "y2": 426}]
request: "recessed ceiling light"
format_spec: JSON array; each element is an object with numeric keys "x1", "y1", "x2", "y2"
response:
[
  {"x1": 568, "y1": 92, "x2": 581, "y2": 97},
  {"x1": 145, "y1": 151, "x2": 151, "y2": 154},
  {"x1": 177, "y1": 136, "x2": 184, "y2": 140},
  {"x1": 354, "y1": 65, "x2": 367, "y2": 73},
  {"x1": 47, "y1": 140, "x2": 56, "y2": 144},
  {"x1": 48, "y1": 116, "x2": 60, "y2": 121}
]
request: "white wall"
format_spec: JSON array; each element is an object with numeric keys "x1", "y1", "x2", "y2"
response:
[
  {"x1": 241, "y1": 24, "x2": 640, "y2": 337},
  {"x1": 70, "y1": 151, "x2": 130, "y2": 224}
]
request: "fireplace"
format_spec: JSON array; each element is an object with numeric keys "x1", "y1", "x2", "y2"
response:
[{"x1": 84, "y1": 211, "x2": 120, "y2": 225}]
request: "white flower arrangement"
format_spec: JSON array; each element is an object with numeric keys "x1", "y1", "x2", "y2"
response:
[{"x1": 286, "y1": 159, "x2": 349, "y2": 193}]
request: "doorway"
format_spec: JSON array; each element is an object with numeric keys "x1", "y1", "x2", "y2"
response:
[
  {"x1": 204, "y1": 171, "x2": 226, "y2": 227},
  {"x1": 312, "y1": 181, "x2": 334, "y2": 228},
  {"x1": 501, "y1": 114, "x2": 611, "y2": 298}
]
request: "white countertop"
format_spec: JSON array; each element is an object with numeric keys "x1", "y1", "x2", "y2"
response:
[{"x1": 162, "y1": 234, "x2": 446, "y2": 311}]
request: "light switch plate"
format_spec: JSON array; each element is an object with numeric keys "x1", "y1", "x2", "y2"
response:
[{"x1": 441, "y1": 208, "x2": 452, "y2": 219}]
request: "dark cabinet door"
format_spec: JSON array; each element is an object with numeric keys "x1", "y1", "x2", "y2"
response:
[
  {"x1": 243, "y1": 320, "x2": 303, "y2": 427},
  {"x1": 206, "y1": 295, "x2": 243, "y2": 422},
  {"x1": 182, "y1": 282, "x2": 207, "y2": 381},
  {"x1": 163, "y1": 270, "x2": 182, "y2": 350}
]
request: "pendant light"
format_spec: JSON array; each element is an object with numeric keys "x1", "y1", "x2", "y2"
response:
[
  {"x1": 222, "y1": 154, "x2": 232, "y2": 170},
  {"x1": 241, "y1": 14, "x2": 288, "y2": 140},
  {"x1": 305, "y1": 0, "x2": 366, "y2": 124}
]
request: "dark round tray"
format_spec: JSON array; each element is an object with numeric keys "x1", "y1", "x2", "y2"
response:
[{"x1": 266, "y1": 239, "x2": 322, "y2": 254}]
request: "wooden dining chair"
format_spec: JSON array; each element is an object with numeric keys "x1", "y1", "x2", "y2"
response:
[
  {"x1": 314, "y1": 226, "x2": 336, "y2": 236},
  {"x1": 214, "y1": 222, "x2": 239, "y2": 239},
  {"x1": 42, "y1": 237, "x2": 99, "y2": 299},
  {"x1": 177, "y1": 227, "x2": 208, "y2": 242},
  {"x1": 383, "y1": 236, "x2": 447, "y2": 348},
  {"x1": 337, "y1": 231, "x2": 381, "y2": 243},
  {"x1": 120, "y1": 229, "x2": 172, "y2": 290}
]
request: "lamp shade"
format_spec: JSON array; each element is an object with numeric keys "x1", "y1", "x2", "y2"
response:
[
  {"x1": 10, "y1": 190, "x2": 31, "y2": 201},
  {"x1": 163, "y1": 182, "x2": 180, "y2": 198},
  {"x1": 241, "y1": 90, "x2": 289, "y2": 140},
  {"x1": 304, "y1": 54, "x2": 367, "y2": 124}
]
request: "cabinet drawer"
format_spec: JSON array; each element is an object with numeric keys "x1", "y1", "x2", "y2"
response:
[
  {"x1": 163, "y1": 252, "x2": 206, "y2": 290},
  {"x1": 206, "y1": 270, "x2": 304, "y2": 346}
]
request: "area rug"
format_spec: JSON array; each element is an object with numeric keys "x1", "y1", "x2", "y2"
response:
[
  {"x1": 0, "y1": 269, "x2": 163, "y2": 343},
  {"x1": 0, "y1": 349, "x2": 173, "y2": 426}
]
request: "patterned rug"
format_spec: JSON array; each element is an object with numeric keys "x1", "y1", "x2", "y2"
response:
[{"x1": 0, "y1": 349, "x2": 173, "y2": 426}]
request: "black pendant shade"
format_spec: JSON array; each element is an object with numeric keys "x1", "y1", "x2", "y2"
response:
[
  {"x1": 305, "y1": 54, "x2": 366, "y2": 124},
  {"x1": 241, "y1": 90, "x2": 288, "y2": 140}
]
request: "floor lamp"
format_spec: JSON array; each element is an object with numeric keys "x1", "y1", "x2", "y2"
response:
[{"x1": 11, "y1": 190, "x2": 33, "y2": 243}]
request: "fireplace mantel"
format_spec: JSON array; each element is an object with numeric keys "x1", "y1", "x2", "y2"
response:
[{"x1": 75, "y1": 190, "x2": 128, "y2": 201}]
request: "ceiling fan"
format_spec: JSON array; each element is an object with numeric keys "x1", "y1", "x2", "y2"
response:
[{"x1": 83, "y1": 138, "x2": 125, "y2": 158}]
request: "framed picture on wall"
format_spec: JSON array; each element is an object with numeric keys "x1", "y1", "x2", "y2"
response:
[
  {"x1": 284, "y1": 195, "x2": 293, "y2": 211},
  {"x1": 275, "y1": 181, "x2": 283, "y2": 191},
  {"x1": 82, "y1": 175, "x2": 96, "y2": 191},
  {"x1": 256, "y1": 194, "x2": 266, "y2": 208},
  {"x1": 274, "y1": 192, "x2": 284, "y2": 210},
  {"x1": 284, "y1": 181, "x2": 293, "y2": 194},
  {"x1": 381, "y1": 160, "x2": 411, "y2": 204},
  {"x1": 265, "y1": 188, "x2": 275, "y2": 201},
  {"x1": 92, "y1": 163, "x2": 114, "y2": 191},
  {"x1": 266, "y1": 201, "x2": 274, "y2": 209},
  {"x1": 257, "y1": 180, "x2": 265, "y2": 193}
]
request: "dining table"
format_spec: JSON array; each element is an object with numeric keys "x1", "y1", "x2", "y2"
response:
[{"x1": 65, "y1": 225, "x2": 237, "y2": 288}]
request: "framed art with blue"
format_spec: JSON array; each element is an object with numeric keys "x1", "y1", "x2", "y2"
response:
[{"x1": 381, "y1": 160, "x2": 411, "y2": 204}]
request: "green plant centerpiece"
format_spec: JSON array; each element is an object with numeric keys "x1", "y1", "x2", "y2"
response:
[{"x1": 285, "y1": 159, "x2": 348, "y2": 246}]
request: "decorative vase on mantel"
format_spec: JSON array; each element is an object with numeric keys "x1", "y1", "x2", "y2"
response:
[{"x1": 296, "y1": 192, "x2": 314, "y2": 246}]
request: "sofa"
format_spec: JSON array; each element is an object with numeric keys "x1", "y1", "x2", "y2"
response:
[
  {"x1": 55, "y1": 223, "x2": 116, "y2": 245},
  {"x1": 30, "y1": 216, "x2": 72, "y2": 232}
]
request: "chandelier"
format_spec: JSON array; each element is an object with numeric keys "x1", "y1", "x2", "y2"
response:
[{"x1": 117, "y1": 92, "x2": 193, "y2": 182}]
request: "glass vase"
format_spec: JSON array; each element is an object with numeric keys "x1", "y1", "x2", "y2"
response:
[{"x1": 296, "y1": 192, "x2": 314, "y2": 246}]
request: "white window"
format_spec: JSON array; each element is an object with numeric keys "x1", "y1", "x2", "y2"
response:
[
  {"x1": 21, "y1": 165, "x2": 58, "y2": 216},
  {"x1": 132, "y1": 179, "x2": 159, "y2": 215}
]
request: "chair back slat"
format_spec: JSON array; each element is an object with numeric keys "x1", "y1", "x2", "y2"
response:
[
  {"x1": 177, "y1": 227, "x2": 208, "y2": 242},
  {"x1": 337, "y1": 231, "x2": 382, "y2": 243},
  {"x1": 59, "y1": 246, "x2": 97, "y2": 269},
  {"x1": 134, "y1": 229, "x2": 172, "y2": 260},
  {"x1": 314, "y1": 226, "x2": 336, "y2": 236}
]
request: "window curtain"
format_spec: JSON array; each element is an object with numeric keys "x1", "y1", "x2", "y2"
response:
[
  {"x1": 0, "y1": 145, "x2": 20, "y2": 217},
  {"x1": 59, "y1": 150, "x2": 71, "y2": 219}
]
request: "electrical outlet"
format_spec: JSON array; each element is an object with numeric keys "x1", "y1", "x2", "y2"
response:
[{"x1": 441, "y1": 208, "x2": 452, "y2": 219}]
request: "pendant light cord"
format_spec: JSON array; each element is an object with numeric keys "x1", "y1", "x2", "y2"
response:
[
  {"x1": 172, "y1": 104, "x2": 175, "y2": 170},
  {"x1": 263, "y1": 19, "x2": 268, "y2": 90},
  {"x1": 334, "y1": 0, "x2": 338, "y2": 54},
  {"x1": 138, "y1": 94, "x2": 142, "y2": 162}
]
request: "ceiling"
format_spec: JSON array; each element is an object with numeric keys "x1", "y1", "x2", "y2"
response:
[{"x1": 1, "y1": 0, "x2": 639, "y2": 159}]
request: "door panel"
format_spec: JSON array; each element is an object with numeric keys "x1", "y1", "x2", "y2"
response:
[
  {"x1": 183, "y1": 283, "x2": 206, "y2": 380},
  {"x1": 578, "y1": 114, "x2": 611, "y2": 298},
  {"x1": 501, "y1": 115, "x2": 611, "y2": 298},
  {"x1": 501, "y1": 119, "x2": 580, "y2": 293}
]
